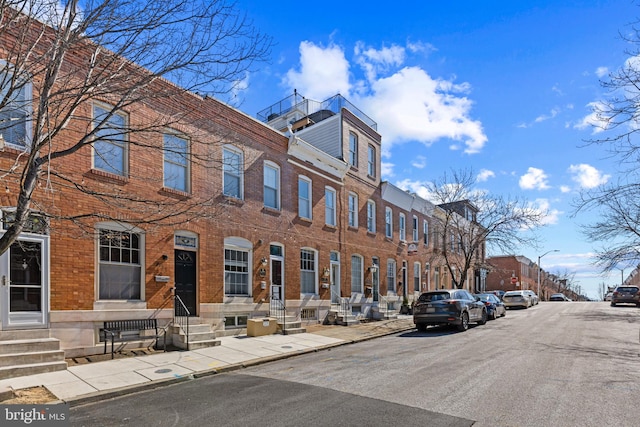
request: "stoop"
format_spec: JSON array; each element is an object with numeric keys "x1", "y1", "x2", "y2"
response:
[{"x1": 0, "y1": 329, "x2": 67, "y2": 380}]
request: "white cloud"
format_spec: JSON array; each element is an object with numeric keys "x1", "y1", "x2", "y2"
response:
[
  {"x1": 534, "y1": 107, "x2": 560, "y2": 123},
  {"x1": 595, "y1": 66, "x2": 609, "y2": 78},
  {"x1": 531, "y1": 198, "x2": 562, "y2": 225},
  {"x1": 282, "y1": 41, "x2": 487, "y2": 156},
  {"x1": 476, "y1": 169, "x2": 495, "y2": 182},
  {"x1": 381, "y1": 162, "x2": 395, "y2": 178},
  {"x1": 395, "y1": 178, "x2": 431, "y2": 200},
  {"x1": 568, "y1": 164, "x2": 610, "y2": 189},
  {"x1": 284, "y1": 41, "x2": 351, "y2": 100},
  {"x1": 574, "y1": 101, "x2": 609, "y2": 133},
  {"x1": 519, "y1": 167, "x2": 550, "y2": 190},
  {"x1": 410, "y1": 155, "x2": 427, "y2": 169},
  {"x1": 559, "y1": 185, "x2": 571, "y2": 193}
]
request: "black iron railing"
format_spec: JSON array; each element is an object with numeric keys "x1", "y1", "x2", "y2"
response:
[
  {"x1": 269, "y1": 296, "x2": 286, "y2": 334},
  {"x1": 174, "y1": 294, "x2": 190, "y2": 348}
]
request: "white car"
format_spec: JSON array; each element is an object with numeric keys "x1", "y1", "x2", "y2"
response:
[
  {"x1": 524, "y1": 290, "x2": 539, "y2": 305},
  {"x1": 502, "y1": 290, "x2": 531, "y2": 309}
]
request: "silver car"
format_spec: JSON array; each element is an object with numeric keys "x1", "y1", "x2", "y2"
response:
[
  {"x1": 502, "y1": 290, "x2": 531, "y2": 309},
  {"x1": 523, "y1": 290, "x2": 539, "y2": 305}
]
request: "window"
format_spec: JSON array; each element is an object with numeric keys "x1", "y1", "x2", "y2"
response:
[
  {"x1": 412, "y1": 216, "x2": 418, "y2": 242},
  {"x1": 351, "y1": 255, "x2": 363, "y2": 293},
  {"x1": 98, "y1": 224, "x2": 142, "y2": 300},
  {"x1": 367, "y1": 200, "x2": 376, "y2": 233},
  {"x1": 93, "y1": 104, "x2": 128, "y2": 176},
  {"x1": 425, "y1": 264, "x2": 430, "y2": 291},
  {"x1": 423, "y1": 220, "x2": 429, "y2": 245},
  {"x1": 414, "y1": 262, "x2": 421, "y2": 292},
  {"x1": 348, "y1": 193, "x2": 358, "y2": 227},
  {"x1": 224, "y1": 247, "x2": 250, "y2": 295},
  {"x1": 325, "y1": 187, "x2": 336, "y2": 226},
  {"x1": 367, "y1": 145, "x2": 376, "y2": 177},
  {"x1": 385, "y1": 207, "x2": 393, "y2": 238},
  {"x1": 300, "y1": 248, "x2": 317, "y2": 294},
  {"x1": 223, "y1": 147, "x2": 243, "y2": 199},
  {"x1": 163, "y1": 133, "x2": 189, "y2": 192},
  {"x1": 450, "y1": 232, "x2": 456, "y2": 251},
  {"x1": 264, "y1": 162, "x2": 280, "y2": 210},
  {"x1": 298, "y1": 177, "x2": 312, "y2": 219},
  {"x1": 0, "y1": 69, "x2": 30, "y2": 148},
  {"x1": 387, "y1": 259, "x2": 396, "y2": 292},
  {"x1": 348, "y1": 132, "x2": 358, "y2": 167},
  {"x1": 399, "y1": 213, "x2": 406, "y2": 241},
  {"x1": 224, "y1": 315, "x2": 248, "y2": 329}
]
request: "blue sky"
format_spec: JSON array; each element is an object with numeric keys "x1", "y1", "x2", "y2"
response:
[{"x1": 232, "y1": 0, "x2": 639, "y2": 299}]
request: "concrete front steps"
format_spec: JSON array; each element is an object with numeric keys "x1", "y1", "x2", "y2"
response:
[
  {"x1": 0, "y1": 329, "x2": 67, "y2": 380},
  {"x1": 271, "y1": 312, "x2": 307, "y2": 335},
  {"x1": 169, "y1": 319, "x2": 220, "y2": 351}
]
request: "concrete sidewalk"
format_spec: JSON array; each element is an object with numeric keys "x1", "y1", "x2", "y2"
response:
[{"x1": 0, "y1": 317, "x2": 414, "y2": 406}]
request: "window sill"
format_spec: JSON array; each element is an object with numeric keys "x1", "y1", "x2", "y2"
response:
[
  {"x1": 262, "y1": 206, "x2": 281, "y2": 215},
  {"x1": 223, "y1": 196, "x2": 244, "y2": 207},
  {"x1": 89, "y1": 168, "x2": 128, "y2": 184},
  {"x1": 159, "y1": 187, "x2": 191, "y2": 199},
  {"x1": 323, "y1": 224, "x2": 337, "y2": 231},
  {"x1": 297, "y1": 216, "x2": 312, "y2": 224},
  {"x1": 347, "y1": 225, "x2": 359, "y2": 231},
  {"x1": 367, "y1": 231, "x2": 376, "y2": 237}
]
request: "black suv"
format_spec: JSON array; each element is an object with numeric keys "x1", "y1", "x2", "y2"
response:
[{"x1": 611, "y1": 286, "x2": 640, "y2": 307}]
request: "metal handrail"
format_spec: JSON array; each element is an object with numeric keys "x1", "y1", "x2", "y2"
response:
[
  {"x1": 269, "y1": 296, "x2": 286, "y2": 335},
  {"x1": 330, "y1": 288, "x2": 351, "y2": 316},
  {"x1": 174, "y1": 294, "x2": 190, "y2": 348}
]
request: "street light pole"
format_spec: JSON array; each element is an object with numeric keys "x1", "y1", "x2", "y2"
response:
[{"x1": 537, "y1": 249, "x2": 559, "y2": 299}]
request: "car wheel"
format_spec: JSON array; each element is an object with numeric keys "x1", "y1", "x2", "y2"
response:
[
  {"x1": 457, "y1": 312, "x2": 469, "y2": 332},
  {"x1": 501, "y1": 309, "x2": 506, "y2": 317},
  {"x1": 477, "y1": 309, "x2": 487, "y2": 325},
  {"x1": 490, "y1": 310, "x2": 496, "y2": 320},
  {"x1": 611, "y1": 302, "x2": 616, "y2": 307},
  {"x1": 416, "y1": 323, "x2": 427, "y2": 332}
]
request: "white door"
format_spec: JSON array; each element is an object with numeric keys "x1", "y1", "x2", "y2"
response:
[
  {"x1": 330, "y1": 262, "x2": 340, "y2": 303},
  {"x1": 0, "y1": 236, "x2": 49, "y2": 330}
]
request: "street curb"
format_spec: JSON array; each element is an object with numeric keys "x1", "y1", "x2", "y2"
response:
[{"x1": 63, "y1": 324, "x2": 415, "y2": 408}]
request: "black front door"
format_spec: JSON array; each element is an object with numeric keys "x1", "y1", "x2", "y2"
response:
[{"x1": 175, "y1": 249, "x2": 197, "y2": 316}]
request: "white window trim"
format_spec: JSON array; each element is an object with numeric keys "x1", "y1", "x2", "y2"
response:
[
  {"x1": 367, "y1": 200, "x2": 376, "y2": 233},
  {"x1": 300, "y1": 247, "x2": 318, "y2": 295},
  {"x1": 224, "y1": 236, "x2": 253, "y2": 297},
  {"x1": 163, "y1": 131, "x2": 190, "y2": 193},
  {"x1": 95, "y1": 221, "x2": 145, "y2": 302},
  {"x1": 348, "y1": 192, "x2": 358, "y2": 227},
  {"x1": 298, "y1": 176, "x2": 312, "y2": 220},
  {"x1": 348, "y1": 132, "x2": 358, "y2": 167},
  {"x1": 222, "y1": 145, "x2": 244, "y2": 200},
  {"x1": 264, "y1": 161, "x2": 281, "y2": 210},
  {"x1": 385, "y1": 207, "x2": 393, "y2": 238},
  {"x1": 325, "y1": 186, "x2": 336, "y2": 226},
  {"x1": 0, "y1": 64, "x2": 33, "y2": 150},
  {"x1": 367, "y1": 145, "x2": 376, "y2": 177},
  {"x1": 399, "y1": 213, "x2": 406, "y2": 242},
  {"x1": 92, "y1": 102, "x2": 129, "y2": 176},
  {"x1": 351, "y1": 254, "x2": 364, "y2": 294},
  {"x1": 412, "y1": 216, "x2": 419, "y2": 242}
]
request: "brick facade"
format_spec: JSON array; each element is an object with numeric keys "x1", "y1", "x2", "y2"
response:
[{"x1": 0, "y1": 13, "x2": 486, "y2": 357}]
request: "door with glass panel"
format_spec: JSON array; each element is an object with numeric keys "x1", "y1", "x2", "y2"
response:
[
  {"x1": 0, "y1": 237, "x2": 49, "y2": 329},
  {"x1": 269, "y1": 244, "x2": 284, "y2": 302}
]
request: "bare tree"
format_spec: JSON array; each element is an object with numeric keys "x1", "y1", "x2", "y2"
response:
[
  {"x1": 0, "y1": 0, "x2": 272, "y2": 254},
  {"x1": 573, "y1": 18, "x2": 640, "y2": 274},
  {"x1": 425, "y1": 169, "x2": 545, "y2": 289}
]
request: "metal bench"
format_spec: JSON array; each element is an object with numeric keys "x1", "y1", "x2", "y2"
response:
[{"x1": 102, "y1": 319, "x2": 166, "y2": 359}]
